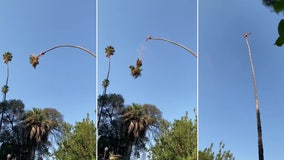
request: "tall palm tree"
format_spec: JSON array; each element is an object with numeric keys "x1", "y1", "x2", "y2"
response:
[
  {"x1": 103, "y1": 45, "x2": 115, "y2": 94},
  {"x1": 98, "y1": 46, "x2": 115, "y2": 127},
  {"x1": 22, "y1": 108, "x2": 63, "y2": 160},
  {"x1": 0, "y1": 52, "x2": 13, "y2": 132},
  {"x1": 244, "y1": 33, "x2": 264, "y2": 160},
  {"x1": 121, "y1": 104, "x2": 162, "y2": 160}
]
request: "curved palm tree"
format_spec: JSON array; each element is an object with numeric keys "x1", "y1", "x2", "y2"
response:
[
  {"x1": 146, "y1": 36, "x2": 197, "y2": 58},
  {"x1": 244, "y1": 33, "x2": 264, "y2": 160},
  {"x1": 29, "y1": 44, "x2": 96, "y2": 69},
  {"x1": 121, "y1": 103, "x2": 162, "y2": 160},
  {"x1": 23, "y1": 108, "x2": 63, "y2": 160}
]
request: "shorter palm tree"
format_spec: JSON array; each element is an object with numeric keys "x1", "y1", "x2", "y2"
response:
[
  {"x1": 22, "y1": 108, "x2": 63, "y2": 160},
  {"x1": 121, "y1": 104, "x2": 162, "y2": 160}
]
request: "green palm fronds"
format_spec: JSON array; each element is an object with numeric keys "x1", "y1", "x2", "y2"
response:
[
  {"x1": 3, "y1": 52, "x2": 13, "y2": 64},
  {"x1": 105, "y1": 46, "x2": 115, "y2": 58}
]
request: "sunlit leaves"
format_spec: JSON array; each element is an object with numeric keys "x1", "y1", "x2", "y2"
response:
[
  {"x1": 54, "y1": 115, "x2": 96, "y2": 160},
  {"x1": 105, "y1": 46, "x2": 115, "y2": 58},
  {"x1": 122, "y1": 104, "x2": 161, "y2": 138},
  {"x1": 151, "y1": 112, "x2": 197, "y2": 160},
  {"x1": 1, "y1": 85, "x2": 8, "y2": 94},
  {"x1": 29, "y1": 54, "x2": 40, "y2": 68},
  {"x1": 129, "y1": 58, "x2": 143, "y2": 79},
  {"x1": 136, "y1": 58, "x2": 142, "y2": 67},
  {"x1": 3, "y1": 52, "x2": 13, "y2": 64},
  {"x1": 275, "y1": 19, "x2": 284, "y2": 47},
  {"x1": 102, "y1": 79, "x2": 110, "y2": 88}
]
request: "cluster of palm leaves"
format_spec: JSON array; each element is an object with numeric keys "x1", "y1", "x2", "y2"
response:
[
  {"x1": 98, "y1": 94, "x2": 162, "y2": 160},
  {"x1": 3, "y1": 52, "x2": 12, "y2": 64},
  {"x1": 29, "y1": 54, "x2": 40, "y2": 69},
  {"x1": 129, "y1": 58, "x2": 143, "y2": 79},
  {"x1": 105, "y1": 46, "x2": 115, "y2": 58},
  {"x1": 1, "y1": 85, "x2": 8, "y2": 95}
]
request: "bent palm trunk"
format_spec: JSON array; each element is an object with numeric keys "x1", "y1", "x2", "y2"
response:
[{"x1": 244, "y1": 33, "x2": 264, "y2": 160}]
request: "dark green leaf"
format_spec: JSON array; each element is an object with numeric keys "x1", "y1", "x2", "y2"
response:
[
  {"x1": 278, "y1": 19, "x2": 284, "y2": 37},
  {"x1": 273, "y1": 0, "x2": 284, "y2": 13},
  {"x1": 275, "y1": 37, "x2": 284, "y2": 46}
]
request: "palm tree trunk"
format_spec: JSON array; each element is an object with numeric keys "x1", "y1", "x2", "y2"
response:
[
  {"x1": 244, "y1": 33, "x2": 264, "y2": 160},
  {"x1": 124, "y1": 140, "x2": 134, "y2": 160},
  {"x1": 29, "y1": 144, "x2": 36, "y2": 160},
  {"x1": 104, "y1": 57, "x2": 111, "y2": 95},
  {"x1": 98, "y1": 58, "x2": 111, "y2": 127},
  {"x1": 146, "y1": 36, "x2": 198, "y2": 58},
  {"x1": 0, "y1": 63, "x2": 9, "y2": 132}
]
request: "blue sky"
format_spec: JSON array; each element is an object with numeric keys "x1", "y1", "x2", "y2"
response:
[
  {"x1": 98, "y1": 0, "x2": 197, "y2": 122},
  {"x1": 199, "y1": 0, "x2": 284, "y2": 159},
  {"x1": 0, "y1": 1, "x2": 96, "y2": 125}
]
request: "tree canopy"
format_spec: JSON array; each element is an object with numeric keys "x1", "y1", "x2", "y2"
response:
[
  {"x1": 98, "y1": 93, "x2": 164, "y2": 160},
  {"x1": 150, "y1": 111, "x2": 235, "y2": 160},
  {"x1": 262, "y1": 0, "x2": 284, "y2": 46},
  {"x1": 54, "y1": 114, "x2": 96, "y2": 160}
]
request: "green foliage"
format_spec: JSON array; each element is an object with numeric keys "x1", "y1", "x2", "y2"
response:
[
  {"x1": 263, "y1": 0, "x2": 284, "y2": 13},
  {"x1": 122, "y1": 103, "x2": 161, "y2": 139},
  {"x1": 0, "y1": 100, "x2": 64, "y2": 160},
  {"x1": 98, "y1": 94, "x2": 163, "y2": 160},
  {"x1": 151, "y1": 112, "x2": 197, "y2": 160},
  {"x1": 151, "y1": 111, "x2": 235, "y2": 160},
  {"x1": 262, "y1": 0, "x2": 284, "y2": 47},
  {"x1": 1, "y1": 85, "x2": 8, "y2": 95},
  {"x1": 275, "y1": 19, "x2": 284, "y2": 46},
  {"x1": 54, "y1": 114, "x2": 96, "y2": 160},
  {"x1": 0, "y1": 100, "x2": 25, "y2": 159},
  {"x1": 102, "y1": 79, "x2": 110, "y2": 88},
  {"x1": 199, "y1": 142, "x2": 235, "y2": 160}
]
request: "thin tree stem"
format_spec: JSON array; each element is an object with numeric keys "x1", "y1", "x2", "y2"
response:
[
  {"x1": 39, "y1": 44, "x2": 96, "y2": 58},
  {"x1": 0, "y1": 62, "x2": 9, "y2": 132},
  {"x1": 104, "y1": 58, "x2": 111, "y2": 95},
  {"x1": 98, "y1": 57, "x2": 111, "y2": 127},
  {"x1": 147, "y1": 36, "x2": 197, "y2": 58},
  {"x1": 244, "y1": 33, "x2": 264, "y2": 160}
]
